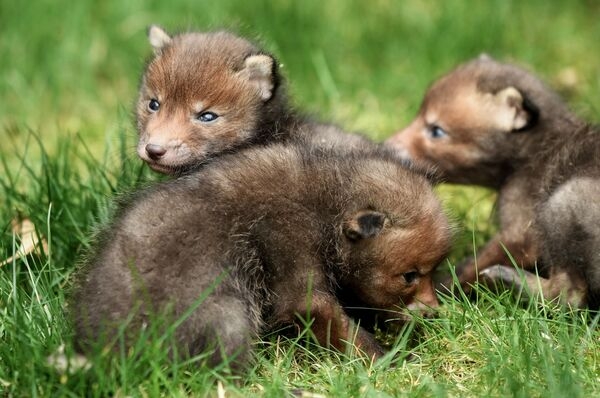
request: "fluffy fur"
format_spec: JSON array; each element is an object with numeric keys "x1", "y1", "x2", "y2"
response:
[
  {"x1": 136, "y1": 26, "x2": 371, "y2": 174},
  {"x1": 386, "y1": 56, "x2": 600, "y2": 309},
  {"x1": 72, "y1": 141, "x2": 450, "y2": 370}
]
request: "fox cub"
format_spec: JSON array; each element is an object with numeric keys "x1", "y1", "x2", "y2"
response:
[
  {"x1": 136, "y1": 26, "x2": 370, "y2": 174},
  {"x1": 386, "y1": 56, "x2": 600, "y2": 309},
  {"x1": 73, "y1": 140, "x2": 451, "y2": 370}
]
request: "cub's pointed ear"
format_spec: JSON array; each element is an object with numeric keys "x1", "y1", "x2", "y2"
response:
[
  {"x1": 343, "y1": 210, "x2": 388, "y2": 241},
  {"x1": 148, "y1": 25, "x2": 172, "y2": 55},
  {"x1": 478, "y1": 53, "x2": 494, "y2": 62},
  {"x1": 238, "y1": 54, "x2": 277, "y2": 101},
  {"x1": 492, "y1": 86, "x2": 537, "y2": 132}
]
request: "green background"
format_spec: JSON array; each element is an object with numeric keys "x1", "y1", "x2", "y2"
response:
[{"x1": 1, "y1": 1, "x2": 599, "y2": 396}]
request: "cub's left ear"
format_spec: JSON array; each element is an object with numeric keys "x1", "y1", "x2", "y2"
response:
[
  {"x1": 492, "y1": 86, "x2": 538, "y2": 132},
  {"x1": 478, "y1": 53, "x2": 494, "y2": 62},
  {"x1": 148, "y1": 25, "x2": 172, "y2": 55},
  {"x1": 238, "y1": 54, "x2": 277, "y2": 101},
  {"x1": 343, "y1": 210, "x2": 388, "y2": 241}
]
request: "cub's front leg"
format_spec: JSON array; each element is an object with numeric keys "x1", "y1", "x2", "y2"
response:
[
  {"x1": 453, "y1": 180, "x2": 540, "y2": 292},
  {"x1": 293, "y1": 291, "x2": 385, "y2": 360},
  {"x1": 455, "y1": 230, "x2": 539, "y2": 290}
]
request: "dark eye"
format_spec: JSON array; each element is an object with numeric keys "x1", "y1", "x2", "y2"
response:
[
  {"x1": 197, "y1": 111, "x2": 219, "y2": 123},
  {"x1": 148, "y1": 99, "x2": 160, "y2": 112},
  {"x1": 429, "y1": 125, "x2": 447, "y2": 139},
  {"x1": 402, "y1": 271, "x2": 419, "y2": 285}
]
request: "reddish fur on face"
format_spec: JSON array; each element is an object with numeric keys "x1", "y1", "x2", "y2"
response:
[
  {"x1": 386, "y1": 70, "x2": 521, "y2": 187},
  {"x1": 338, "y1": 171, "x2": 451, "y2": 322},
  {"x1": 361, "y1": 210, "x2": 447, "y2": 309},
  {"x1": 136, "y1": 29, "x2": 281, "y2": 174}
]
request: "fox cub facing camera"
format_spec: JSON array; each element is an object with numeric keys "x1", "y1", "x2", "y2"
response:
[
  {"x1": 72, "y1": 142, "x2": 450, "y2": 371},
  {"x1": 386, "y1": 55, "x2": 600, "y2": 309},
  {"x1": 136, "y1": 26, "x2": 370, "y2": 174}
]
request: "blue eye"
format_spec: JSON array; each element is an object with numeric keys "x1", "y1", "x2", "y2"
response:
[
  {"x1": 148, "y1": 99, "x2": 160, "y2": 112},
  {"x1": 197, "y1": 111, "x2": 219, "y2": 122},
  {"x1": 429, "y1": 125, "x2": 447, "y2": 139}
]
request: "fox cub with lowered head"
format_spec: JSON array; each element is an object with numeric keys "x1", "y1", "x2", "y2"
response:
[
  {"x1": 136, "y1": 26, "x2": 370, "y2": 174},
  {"x1": 72, "y1": 141, "x2": 451, "y2": 371},
  {"x1": 386, "y1": 56, "x2": 600, "y2": 309}
]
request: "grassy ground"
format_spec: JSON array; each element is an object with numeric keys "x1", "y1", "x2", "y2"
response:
[{"x1": 1, "y1": 0, "x2": 599, "y2": 396}]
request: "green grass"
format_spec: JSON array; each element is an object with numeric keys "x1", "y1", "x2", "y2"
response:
[{"x1": 1, "y1": 0, "x2": 600, "y2": 396}]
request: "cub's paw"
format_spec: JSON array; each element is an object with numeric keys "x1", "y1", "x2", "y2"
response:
[{"x1": 479, "y1": 264, "x2": 523, "y2": 291}]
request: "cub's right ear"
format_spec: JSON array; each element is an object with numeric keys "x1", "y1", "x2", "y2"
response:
[
  {"x1": 491, "y1": 86, "x2": 538, "y2": 132},
  {"x1": 148, "y1": 25, "x2": 172, "y2": 55},
  {"x1": 238, "y1": 54, "x2": 277, "y2": 101},
  {"x1": 343, "y1": 210, "x2": 389, "y2": 241}
]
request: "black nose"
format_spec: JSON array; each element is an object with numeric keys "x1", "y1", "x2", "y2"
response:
[{"x1": 145, "y1": 144, "x2": 167, "y2": 160}]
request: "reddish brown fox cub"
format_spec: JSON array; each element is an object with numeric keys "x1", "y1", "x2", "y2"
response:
[
  {"x1": 136, "y1": 26, "x2": 369, "y2": 174},
  {"x1": 386, "y1": 56, "x2": 600, "y2": 309},
  {"x1": 72, "y1": 142, "x2": 450, "y2": 371}
]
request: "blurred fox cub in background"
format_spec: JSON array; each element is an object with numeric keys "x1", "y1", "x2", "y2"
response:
[{"x1": 386, "y1": 55, "x2": 600, "y2": 309}]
